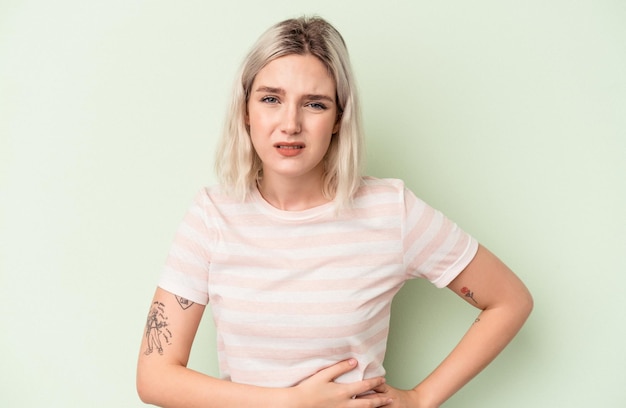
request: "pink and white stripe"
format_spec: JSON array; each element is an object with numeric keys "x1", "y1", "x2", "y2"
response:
[{"x1": 159, "y1": 177, "x2": 478, "y2": 387}]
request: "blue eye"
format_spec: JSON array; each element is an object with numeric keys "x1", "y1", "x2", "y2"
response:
[
  {"x1": 261, "y1": 96, "x2": 279, "y2": 104},
  {"x1": 307, "y1": 102, "x2": 327, "y2": 110}
]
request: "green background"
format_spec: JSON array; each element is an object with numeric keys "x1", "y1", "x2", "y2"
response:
[{"x1": 1, "y1": 0, "x2": 624, "y2": 406}]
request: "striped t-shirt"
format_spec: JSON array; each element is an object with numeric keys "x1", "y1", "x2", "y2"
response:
[{"x1": 158, "y1": 177, "x2": 478, "y2": 387}]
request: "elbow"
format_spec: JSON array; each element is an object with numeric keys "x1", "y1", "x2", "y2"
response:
[
  {"x1": 136, "y1": 366, "x2": 159, "y2": 405},
  {"x1": 136, "y1": 374, "x2": 151, "y2": 404},
  {"x1": 496, "y1": 284, "x2": 533, "y2": 325},
  {"x1": 518, "y1": 287, "x2": 534, "y2": 322},
  {"x1": 523, "y1": 282, "x2": 534, "y2": 311},
  {"x1": 526, "y1": 292, "x2": 534, "y2": 316}
]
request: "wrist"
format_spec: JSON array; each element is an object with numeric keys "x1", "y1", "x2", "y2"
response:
[{"x1": 410, "y1": 385, "x2": 440, "y2": 408}]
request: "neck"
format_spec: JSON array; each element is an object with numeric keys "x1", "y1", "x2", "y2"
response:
[{"x1": 257, "y1": 174, "x2": 330, "y2": 211}]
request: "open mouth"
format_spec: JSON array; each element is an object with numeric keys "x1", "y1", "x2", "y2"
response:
[
  {"x1": 274, "y1": 142, "x2": 305, "y2": 156},
  {"x1": 276, "y1": 145, "x2": 304, "y2": 149},
  {"x1": 274, "y1": 143, "x2": 305, "y2": 149}
]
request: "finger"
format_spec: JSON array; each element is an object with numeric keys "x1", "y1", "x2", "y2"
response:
[
  {"x1": 370, "y1": 383, "x2": 388, "y2": 394},
  {"x1": 347, "y1": 377, "x2": 387, "y2": 398},
  {"x1": 314, "y1": 359, "x2": 359, "y2": 382},
  {"x1": 351, "y1": 394, "x2": 393, "y2": 407}
]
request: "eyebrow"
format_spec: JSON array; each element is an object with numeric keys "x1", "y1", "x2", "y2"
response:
[{"x1": 254, "y1": 86, "x2": 335, "y2": 103}]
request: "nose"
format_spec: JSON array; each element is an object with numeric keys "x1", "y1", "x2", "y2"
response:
[{"x1": 281, "y1": 104, "x2": 301, "y2": 135}]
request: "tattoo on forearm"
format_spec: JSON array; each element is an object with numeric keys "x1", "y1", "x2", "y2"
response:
[
  {"x1": 474, "y1": 317, "x2": 481, "y2": 324},
  {"x1": 461, "y1": 286, "x2": 478, "y2": 304},
  {"x1": 144, "y1": 301, "x2": 172, "y2": 355},
  {"x1": 175, "y1": 295, "x2": 194, "y2": 310}
]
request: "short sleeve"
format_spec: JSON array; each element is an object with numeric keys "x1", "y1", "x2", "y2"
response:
[
  {"x1": 158, "y1": 189, "x2": 214, "y2": 305},
  {"x1": 402, "y1": 187, "x2": 478, "y2": 288}
]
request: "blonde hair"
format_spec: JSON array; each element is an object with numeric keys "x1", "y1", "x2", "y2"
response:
[{"x1": 215, "y1": 16, "x2": 364, "y2": 208}]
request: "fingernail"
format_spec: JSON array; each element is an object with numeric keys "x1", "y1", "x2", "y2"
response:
[{"x1": 348, "y1": 358, "x2": 356, "y2": 366}]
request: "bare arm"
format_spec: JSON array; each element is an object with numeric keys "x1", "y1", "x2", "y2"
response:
[
  {"x1": 136, "y1": 287, "x2": 392, "y2": 408},
  {"x1": 375, "y1": 245, "x2": 533, "y2": 407}
]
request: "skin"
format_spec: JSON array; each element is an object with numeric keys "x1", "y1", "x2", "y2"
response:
[
  {"x1": 246, "y1": 53, "x2": 340, "y2": 210},
  {"x1": 369, "y1": 245, "x2": 533, "y2": 407},
  {"x1": 137, "y1": 288, "x2": 392, "y2": 408},
  {"x1": 137, "y1": 54, "x2": 392, "y2": 407},
  {"x1": 137, "y1": 52, "x2": 533, "y2": 407}
]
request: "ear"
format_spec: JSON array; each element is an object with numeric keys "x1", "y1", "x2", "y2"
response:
[
  {"x1": 332, "y1": 106, "x2": 342, "y2": 135},
  {"x1": 332, "y1": 119, "x2": 340, "y2": 135}
]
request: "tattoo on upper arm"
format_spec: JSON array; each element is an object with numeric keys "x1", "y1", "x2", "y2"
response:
[
  {"x1": 175, "y1": 295, "x2": 194, "y2": 310},
  {"x1": 144, "y1": 301, "x2": 173, "y2": 356},
  {"x1": 460, "y1": 286, "x2": 478, "y2": 304}
]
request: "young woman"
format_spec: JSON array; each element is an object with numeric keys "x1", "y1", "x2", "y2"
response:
[{"x1": 136, "y1": 16, "x2": 533, "y2": 408}]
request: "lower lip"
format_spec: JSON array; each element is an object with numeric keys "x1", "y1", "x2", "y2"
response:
[{"x1": 276, "y1": 146, "x2": 304, "y2": 157}]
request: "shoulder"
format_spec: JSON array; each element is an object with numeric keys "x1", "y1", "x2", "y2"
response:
[
  {"x1": 184, "y1": 185, "x2": 255, "y2": 222},
  {"x1": 358, "y1": 176, "x2": 406, "y2": 193},
  {"x1": 355, "y1": 177, "x2": 410, "y2": 201},
  {"x1": 355, "y1": 177, "x2": 428, "y2": 213},
  {"x1": 193, "y1": 184, "x2": 251, "y2": 206}
]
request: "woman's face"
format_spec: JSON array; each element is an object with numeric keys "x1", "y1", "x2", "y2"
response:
[{"x1": 246, "y1": 53, "x2": 339, "y2": 186}]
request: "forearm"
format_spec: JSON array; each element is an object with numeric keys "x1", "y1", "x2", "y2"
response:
[
  {"x1": 137, "y1": 363, "x2": 289, "y2": 408},
  {"x1": 412, "y1": 301, "x2": 532, "y2": 407},
  {"x1": 137, "y1": 288, "x2": 291, "y2": 408},
  {"x1": 137, "y1": 358, "x2": 390, "y2": 408},
  {"x1": 401, "y1": 244, "x2": 534, "y2": 407}
]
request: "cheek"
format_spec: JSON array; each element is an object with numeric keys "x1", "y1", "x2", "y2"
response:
[
  {"x1": 247, "y1": 123, "x2": 269, "y2": 155},
  {"x1": 248, "y1": 135, "x2": 266, "y2": 161},
  {"x1": 247, "y1": 109, "x2": 273, "y2": 133},
  {"x1": 317, "y1": 117, "x2": 339, "y2": 137}
]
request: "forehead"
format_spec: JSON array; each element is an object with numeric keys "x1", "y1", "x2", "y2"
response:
[{"x1": 252, "y1": 54, "x2": 336, "y2": 95}]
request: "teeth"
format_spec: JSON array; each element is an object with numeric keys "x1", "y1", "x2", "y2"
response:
[{"x1": 278, "y1": 145, "x2": 303, "y2": 149}]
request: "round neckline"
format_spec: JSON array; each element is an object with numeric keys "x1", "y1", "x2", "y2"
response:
[{"x1": 251, "y1": 184, "x2": 335, "y2": 221}]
